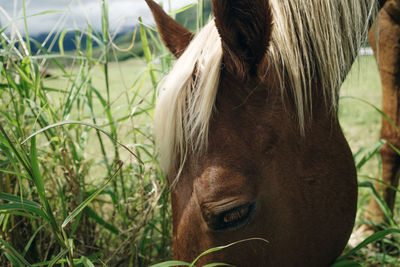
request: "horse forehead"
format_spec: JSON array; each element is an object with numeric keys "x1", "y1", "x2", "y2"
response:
[
  {"x1": 208, "y1": 105, "x2": 285, "y2": 155},
  {"x1": 194, "y1": 165, "x2": 258, "y2": 202},
  {"x1": 214, "y1": 78, "x2": 286, "y2": 125}
]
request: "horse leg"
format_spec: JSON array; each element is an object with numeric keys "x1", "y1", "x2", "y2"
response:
[{"x1": 365, "y1": 0, "x2": 400, "y2": 226}]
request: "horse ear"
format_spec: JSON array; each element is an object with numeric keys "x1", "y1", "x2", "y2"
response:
[
  {"x1": 212, "y1": 0, "x2": 272, "y2": 78},
  {"x1": 145, "y1": 0, "x2": 194, "y2": 58}
]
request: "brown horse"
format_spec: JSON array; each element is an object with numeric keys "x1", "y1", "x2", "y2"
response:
[
  {"x1": 363, "y1": 0, "x2": 400, "y2": 230},
  {"x1": 350, "y1": 0, "x2": 400, "y2": 243},
  {"x1": 146, "y1": 0, "x2": 390, "y2": 266}
]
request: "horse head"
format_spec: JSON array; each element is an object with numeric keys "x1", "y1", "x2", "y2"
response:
[{"x1": 147, "y1": 0, "x2": 379, "y2": 265}]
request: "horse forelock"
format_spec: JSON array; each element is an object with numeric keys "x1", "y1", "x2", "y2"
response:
[
  {"x1": 154, "y1": 21, "x2": 222, "y2": 183},
  {"x1": 154, "y1": 0, "x2": 379, "y2": 183}
]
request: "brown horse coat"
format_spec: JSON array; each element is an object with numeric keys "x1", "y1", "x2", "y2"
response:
[
  {"x1": 365, "y1": 0, "x2": 400, "y2": 225},
  {"x1": 147, "y1": 0, "x2": 392, "y2": 266}
]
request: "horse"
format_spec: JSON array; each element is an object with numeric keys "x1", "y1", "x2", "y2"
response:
[
  {"x1": 362, "y1": 0, "x2": 400, "y2": 231},
  {"x1": 146, "y1": 0, "x2": 393, "y2": 265},
  {"x1": 349, "y1": 0, "x2": 400, "y2": 243}
]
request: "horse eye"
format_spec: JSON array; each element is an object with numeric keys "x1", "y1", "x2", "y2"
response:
[{"x1": 207, "y1": 202, "x2": 256, "y2": 231}]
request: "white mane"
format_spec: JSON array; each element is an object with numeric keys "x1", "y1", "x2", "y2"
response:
[{"x1": 154, "y1": 0, "x2": 378, "y2": 183}]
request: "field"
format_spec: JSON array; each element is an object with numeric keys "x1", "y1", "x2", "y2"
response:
[{"x1": 1, "y1": 1, "x2": 400, "y2": 266}]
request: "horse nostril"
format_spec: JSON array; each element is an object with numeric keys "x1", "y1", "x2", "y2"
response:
[{"x1": 205, "y1": 202, "x2": 256, "y2": 231}]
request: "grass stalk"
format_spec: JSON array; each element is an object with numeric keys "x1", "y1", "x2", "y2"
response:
[
  {"x1": 197, "y1": 0, "x2": 204, "y2": 31},
  {"x1": 22, "y1": 0, "x2": 31, "y2": 55}
]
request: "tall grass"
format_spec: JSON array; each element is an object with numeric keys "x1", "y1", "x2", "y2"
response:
[
  {"x1": 0, "y1": 0, "x2": 174, "y2": 265},
  {"x1": 0, "y1": 1, "x2": 399, "y2": 267}
]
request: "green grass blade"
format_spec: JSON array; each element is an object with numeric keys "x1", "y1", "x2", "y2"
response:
[
  {"x1": 359, "y1": 175, "x2": 400, "y2": 193},
  {"x1": 21, "y1": 121, "x2": 142, "y2": 163},
  {"x1": 86, "y1": 25, "x2": 93, "y2": 62},
  {"x1": 151, "y1": 261, "x2": 191, "y2": 267},
  {"x1": 355, "y1": 139, "x2": 386, "y2": 170},
  {"x1": 79, "y1": 256, "x2": 95, "y2": 267},
  {"x1": 338, "y1": 229, "x2": 400, "y2": 260},
  {"x1": 61, "y1": 161, "x2": 123, "y2": 228},
  {"x1": 29, "y1": 136, "x2": 64, "y2": 245},
  {"x1": 0, "y1": 203, "x2": 49, "y2": 220},
  {"x1": 0, "y1": 192, "x2": 42, "y2": 208},
  {"x1": 69, "y1": 209, "x2": 84, "y2": 236},
  {"x1": 3, "y1": 252, "x2": 22, "y2": 267},
  {"x1": 146, "y1": 25, "x2": 163, "y2": 52},
  {"x1": 30, "y1": 136, "x2": 46, "y2": 205},
  {"x1": 387, "y1": 142, "x2": 400, "y2": 156},
  {"x1": 48, "y1": 248, "x2": 69, "y2": 267},
  {"x1": 169, "y1": 4, "x2": 197, "y2": 16},
  {"x1": 359, "y1": 181, "x2": 396, "y2": 225},
  {"x1": 85, "y1": 206, "x2": 120, "y2": 235},
  {"x1": 11, "y1": 59, "x2": 34, "y2": 88},
  {"x1": 341, "y1": 96, "x2": 399, "y2": 132},
  {"x1": 202, "y1": 263, "x2": 234, "y2": 267},
  {"x1": 22, "y1": 224, "x2": 46, "y2": 257},
  {"x1": 58, "y1": 30, "x2": 69, "y2": 55},
  {"x1": 139, "y1": 17, "x2": 157, "y2": 89},
  {"x1": 0, "y1": 168, "x2": 30, "y2": 179},
  {"x1": 189, "y1": 238, "x2": 268, "y2": 267},
  {"x1": 331, "y1": 260, "x2": 361, "y2": 267},
  {"x1": 352, "y1": 147, "x2": 365, "y2": 165},
  {"x1": 197, "y1": 0, "x2": 204, "y2": 31},
  {"x1": 22, "y1": 0, "x2": 31, "y2": 55},
  {"x1": 0, "y1": 211, "x2": 39, "y2": 220},
  {"x1": 0, "y1": 238, "x2": 31, "y2": 266},
  {"x1": 0, "y1": 123, "x2": 33, "y2": 178},
  {"x1": 101, "y1": 0, "x2": 109, "y2": 43},
  {"x1": 23, "y1": 10, "x2": 64, "y2": 18}
]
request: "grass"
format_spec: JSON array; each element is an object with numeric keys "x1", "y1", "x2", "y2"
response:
[
  {"x1": 0, "y1": 0, "x2": 172, "y2": 265},
  {"x1": 340, "y1": 56, "x2": 382, "y2": 177},
  {"x1": 339, "y1": 56, "x2": 400, "y2": 265},
  {"x1": 0, "y1": 0, "x2": 399, "y2": 266}
]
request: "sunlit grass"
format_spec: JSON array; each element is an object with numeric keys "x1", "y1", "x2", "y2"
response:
[
  {"x1": 339, "y1": 55, "x2": 400, "y2": 265},
  {"x1": 0, "y1": 0, "x2": 171, "y2": 265}
]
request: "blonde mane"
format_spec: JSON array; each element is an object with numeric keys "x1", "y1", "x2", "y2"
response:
[{"x1": 154, "y1": 0, "x2": 378, "y2": 181}]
